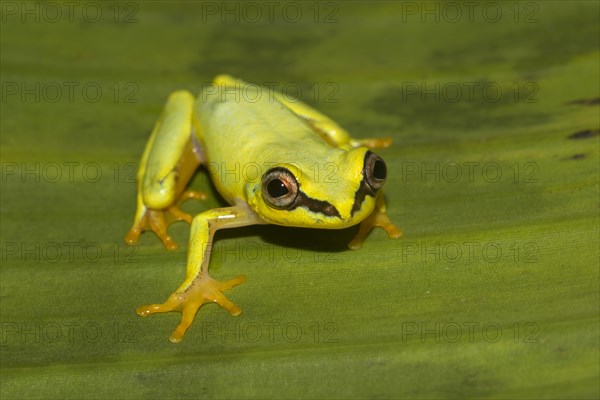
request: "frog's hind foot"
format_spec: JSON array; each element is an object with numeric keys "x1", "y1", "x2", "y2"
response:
[
  {"x1": 136, "y1": 274, "x2": 246, "y2": 343},
  {"x1": 124, "y1": 207, "x2": 182, "y2": 250},
  {"x1": 125, "y1": 190, "x2": 207, "y2": 250}
]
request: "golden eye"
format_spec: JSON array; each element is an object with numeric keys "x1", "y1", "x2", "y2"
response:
[
  {"x1": 364, "y1": 151, "x2": 387, "y2": 192},
  {"x1": 262, "y1": 167, "x2": 299, "y2": 209}
]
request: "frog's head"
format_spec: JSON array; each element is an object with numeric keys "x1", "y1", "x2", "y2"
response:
[{"x1": 245, "y1": 148, "x2": 388, "y2": 229}]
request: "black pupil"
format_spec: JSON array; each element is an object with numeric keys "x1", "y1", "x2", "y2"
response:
[
  {"x1": 267, "y1": 179, "x2": 288, "y2": 198},
  {"x1": 373, "y1": 160, "x2": 386, "y2": 180}
]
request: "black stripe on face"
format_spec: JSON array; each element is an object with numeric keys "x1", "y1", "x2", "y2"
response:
[
  {"x1": 290, "y1": 191, "x2": 341, "y2": 218},
  {"x1": 351, "y1": 179, "x2": 375, "y2": 216},
  {"x1": 351, "y1": 151, "x2": 380, "y2": 216}
]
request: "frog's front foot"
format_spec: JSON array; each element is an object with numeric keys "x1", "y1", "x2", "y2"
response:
[
  {"x1": 348, "y1": 207, "x2": 402, "y2": 250},
  {"x1": 136, "y1": 274, "x2": 246, "y2": 343},
  {"x1": 125, "y1": 190, "x2": 207, "y2": 250}
]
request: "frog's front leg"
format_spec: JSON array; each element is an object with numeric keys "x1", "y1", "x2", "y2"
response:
[
  {"x1": 348, "y1": 192, "x2": 402, "y2": 250},
  {"x1": 136, "y1": 204, "x2": 265, "y2": 343},
  {"x1": 125, "y1": 90, "x2": 206, "y2": 250}
]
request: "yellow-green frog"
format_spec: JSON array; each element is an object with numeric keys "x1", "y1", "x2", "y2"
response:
[{"x1": 125, "y1": 75, "x2": 402, "y2": 342}]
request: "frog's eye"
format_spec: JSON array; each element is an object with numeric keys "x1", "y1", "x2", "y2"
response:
[
  {"x1": 364, "y1": 151, "x2": 387, "y2": 192},
  {"x1": 262, "y1": 167, "x2": 299, "y2": 209}
]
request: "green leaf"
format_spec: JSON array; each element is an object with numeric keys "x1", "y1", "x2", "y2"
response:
[{"x1": 1, "y1": 1, "x2": 598, "y2": 399}]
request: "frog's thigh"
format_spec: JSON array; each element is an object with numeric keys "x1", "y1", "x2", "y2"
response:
[
  {"x1": 276, "y1": 94, "x2": 357, "y2": 147},
  {"x1": 279, "y1": 96, "x2": 392, "y2": 149},
  {"x1": 140, "y1": 90, "x2": 203, "y2": 209}
]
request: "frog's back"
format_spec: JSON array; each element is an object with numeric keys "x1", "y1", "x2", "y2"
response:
[
  {"x1": 196, "y1": 86, "x2": 322, "y2": 145},
  {"x1": 194, "y1": 85, "x2": 341, "y2": 203}
]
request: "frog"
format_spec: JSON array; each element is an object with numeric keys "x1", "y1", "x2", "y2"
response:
[{"x1": 124, "y1": 75, "x2": 402, "y2": 343}]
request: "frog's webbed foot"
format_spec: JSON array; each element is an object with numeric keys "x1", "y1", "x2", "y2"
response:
[
  {"x1": 125, "y1": 190, "x2": 207, "y2": 250},
  {"x1": 137, "y1": 274, "x2": 246, "y2": 343},
  {"x1": 348, "y1": 195, "x2": 402, "y2": 250}
]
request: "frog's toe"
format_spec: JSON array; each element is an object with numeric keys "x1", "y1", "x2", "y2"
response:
[
  {"x1": 125, "y1": 208, "x2": 179, "y2": 249},
  {"x1": 167, "y1": 205, "x2": 193, "y2": 224},
  {"x1": 217, "y1": 275, "x2": 247, "y2": 291},
  {"x1": 147, "y1": 208, "x2": 181, "y2": 249},
  {"x1": 136, "y1": 274, "x2": 246, "y2": 343},
  {"x1": 168, "y1": 190, "x2": 207, "y2": 224},
  {"x1": 170, "y1": 305, "x2": 200, "y2": 343},
  {"x1": 124, "y1": 227, "x2": 141, "y2": 246},
  {"x1": 125, "y1": 191, "x2": 208, "y2": 250},
  {"x1": 136, "y1": 301, "x2": 174, "y2": 317},
  {"x1": 351, "y1": 137, "x2": 393, "y2": 149},
  {"x1": 348, "y1": 235, "x2": 365, "y2": 250},
  {"x1": 382, "y1": 221, "x2": 403, "y2": 239},
  {"x1": 125, "y1": 190, "x2": 206, "y2": 250},
  {"x1": 179, "y1": 190, "x2": 208, "y2": 203},
  {"x1": 348, "y1": 210, "x2": 402, "y2": 250},
  {"x1": 166, "y1": 190, "x2": 208, "y2": 224}
]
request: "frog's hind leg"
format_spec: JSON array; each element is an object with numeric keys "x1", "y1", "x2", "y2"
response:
[
  {"x1": 125, "y1": 90, "x2": 207, "y2": 250},
  {"x1": 274, "y1": 93, "x2": 393, "y2": 149}
]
